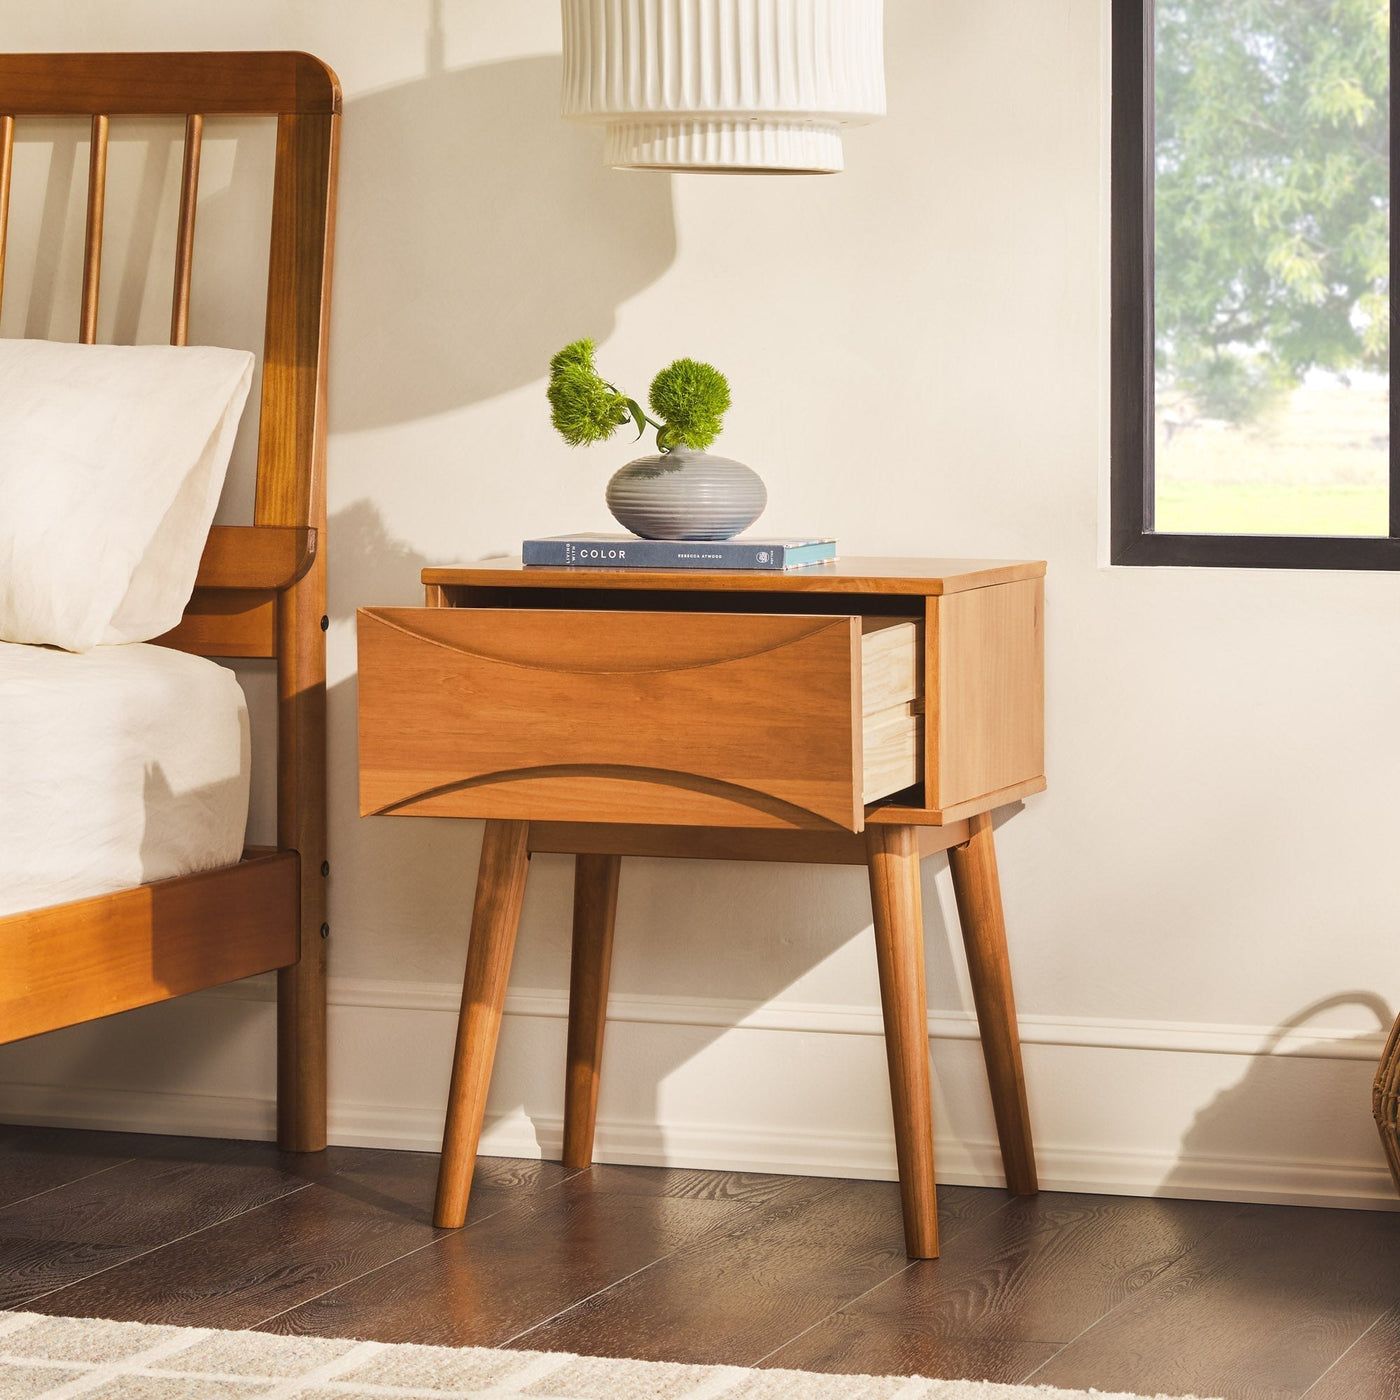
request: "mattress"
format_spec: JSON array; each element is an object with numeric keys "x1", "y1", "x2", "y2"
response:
[{"x1": 0, "y1": 641, "x2": 250, "y2": 917}]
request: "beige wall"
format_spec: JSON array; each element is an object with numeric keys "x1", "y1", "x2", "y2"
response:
[{"x1": 2, "y1": 0, "x2": 1397, "y2": 1207}]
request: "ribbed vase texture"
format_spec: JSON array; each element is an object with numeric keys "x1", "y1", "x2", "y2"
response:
[
  {"x1": 561, "y1": 0, "x2": 885, "y2": 172},
  {"x1": 606, "y1": 450, "x2": 767, "y2": 540}
]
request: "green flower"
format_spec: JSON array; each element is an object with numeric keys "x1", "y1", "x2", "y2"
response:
[
  {"x1": 546, "y1": 339, "x2": 631, "y2": 446},
  {"x1": 546, "y1": 341, "x2": 733, "y2": 454},
  {"x1": 649, "y1": 358, "x2": 731, "y2": 451}
]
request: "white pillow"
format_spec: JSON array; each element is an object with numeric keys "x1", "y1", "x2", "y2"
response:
[{"x1": 0, "y1": 338, "x2": 254, "y2": 652}]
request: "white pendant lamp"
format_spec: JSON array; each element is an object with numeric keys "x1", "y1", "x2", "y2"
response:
[{"x1": 560, "y1": 0, "x2": 886, "y2": 174}]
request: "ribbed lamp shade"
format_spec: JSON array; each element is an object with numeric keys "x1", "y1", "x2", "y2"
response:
[{"x1": 560, "y1": 0, "x2": 885, "y2": 173}]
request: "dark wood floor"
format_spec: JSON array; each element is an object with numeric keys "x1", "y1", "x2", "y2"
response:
[{"x1": 1, "y1": 1125, "x2": 1397, "y2": 1400}]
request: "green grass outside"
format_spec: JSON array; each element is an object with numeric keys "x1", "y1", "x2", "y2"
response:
[
  {"x1": 1153, "y1": 381, "x2": 1388, "y2": 536},
  {"x1": 1154, "y1": 481, "x2": 1388, "y2": 536}
]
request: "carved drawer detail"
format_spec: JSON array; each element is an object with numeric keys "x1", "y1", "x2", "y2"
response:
[{"x1": 357, "y1": 607, "x2": 922, "y2": 831}]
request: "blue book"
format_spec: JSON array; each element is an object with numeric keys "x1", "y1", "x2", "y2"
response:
[{"x1": 522, "y1": 533, "x2": 837, "y2": 571}]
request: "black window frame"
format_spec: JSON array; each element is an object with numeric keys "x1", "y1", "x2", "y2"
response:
[{"x1": 1111, "y1": 0, "x2": 1400, "y2": 570}]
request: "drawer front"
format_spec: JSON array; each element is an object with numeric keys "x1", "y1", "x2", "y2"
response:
[{"x1": 358, "y1": 607, "x2": 870, "y2": 830}]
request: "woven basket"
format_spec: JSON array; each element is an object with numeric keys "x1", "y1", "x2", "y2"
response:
[{"x1": 1375, "y1": 1013, "x2": 1400, "y2": 1195}]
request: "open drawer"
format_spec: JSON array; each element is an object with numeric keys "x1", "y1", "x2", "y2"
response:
[{"x1": 358, "y1": 607, "x2": 922, "y2": 831}]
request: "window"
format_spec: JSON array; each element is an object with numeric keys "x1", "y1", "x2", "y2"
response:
[{"x1": 1112, "y1": 0, "x2": 1397, "y2": 568}]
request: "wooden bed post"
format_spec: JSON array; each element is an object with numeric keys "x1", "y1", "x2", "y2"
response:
[
  {"x1": 273, "y1": 563, "x2": 329, "y2": 1151},
  {"x1": 258, "y1": 105, "x2": 339, "y2": 1153}
]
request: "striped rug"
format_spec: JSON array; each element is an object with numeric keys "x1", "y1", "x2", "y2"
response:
[{"x1": 0, "y1": 1311, "x2": 1219, "y2": 1400}]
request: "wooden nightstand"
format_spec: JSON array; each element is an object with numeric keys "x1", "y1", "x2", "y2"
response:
[{"x1": 357, "y1": 556, "x2": 1045, "y2": 1257}]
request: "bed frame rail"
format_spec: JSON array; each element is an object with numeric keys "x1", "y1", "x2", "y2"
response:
[{"x1": 0, "y1": 853, "x2": 299, "y2": 1045}]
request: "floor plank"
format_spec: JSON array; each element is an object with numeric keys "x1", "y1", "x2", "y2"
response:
[
  {"x1": 1, "y1": 1124, "x2": 1395, "y2": 1400},
  {"x1": 262, "y1": 1164, "x2": 806, "y2": 1347},
  {"x1": 1030, "y1": 1203, "x2": 1400, "y2": 1400},
  {"x1": 276, "y1": 1144, "x2": 576, "y2": 1227},
  {"x1": 767, "y1": 1324, "x2": 1058, "y2": 1389},
  {"x1": 18, "y1": 1151, "x2": 560, "y2": 1330},
  {"x1": 0, "y1": 1126, "x2": 143, "y2": 1211},
  {"x1": 0, "y1": 1138, "x2": 312, "y2": 1310},
  {"x1": 510, "y1": 1176, "x2": 925, "y2": 1366},
  {"x1": 1303, "y1": 1304, "x2": 1400, "y2": 1400},
  {"x1": 759, "y1": 1190, "x2": 1239, "y2": 1379}
]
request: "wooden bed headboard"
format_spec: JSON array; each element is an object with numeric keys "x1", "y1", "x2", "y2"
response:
[
  {"x1": 0, "y1": 54, "x2": 339, "y2": 1147},
  {"x1": 0, "y1": 51, "x2": 341, "y2": 662}
]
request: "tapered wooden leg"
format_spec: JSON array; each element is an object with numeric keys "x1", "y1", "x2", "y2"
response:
[
  {"x1": 948, "y1": 810, "x2": 1038, "y2": 1195},
  {"x1": 434, "y1": 819, "x2": 531, "y2": 1229},
  {"x1": 866, "y1": 823, "x2": 938, "y2": 1259},
  {"x1": 563, "y1": 853, "x2": 622, "y2": 1169}
]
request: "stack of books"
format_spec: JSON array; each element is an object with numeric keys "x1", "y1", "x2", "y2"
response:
[{"x1": 522, "y1": 533, "x2": 836, "y2": 571}]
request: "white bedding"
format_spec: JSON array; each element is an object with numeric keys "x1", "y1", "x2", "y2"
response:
[{"x1": 0, "y1": 641, "x2": 251, "y2": 917}]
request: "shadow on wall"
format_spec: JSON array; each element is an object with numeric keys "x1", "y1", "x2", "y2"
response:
[
  {"x1": 1161, "y1": 992, "x2": 1398, "y2": 1204},
  {"x1": 327, "y1": 497, "x2": 433, "y2": 620},
  {"x1": 331, "y1": 53, "x2": 676, "y2": 430}
]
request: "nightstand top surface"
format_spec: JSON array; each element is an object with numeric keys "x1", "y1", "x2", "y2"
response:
[{"x1": 422, "y1": 556, "x2": 1046, "y2": 596}]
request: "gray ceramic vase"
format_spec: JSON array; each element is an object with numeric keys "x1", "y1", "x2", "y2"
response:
[{"x1": 605, "y1": 448, "x2": 767, "y2": 541}]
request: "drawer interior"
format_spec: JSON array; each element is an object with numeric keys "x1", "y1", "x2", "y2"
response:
[
  {"x1": 435, "y1": 584, "x2": 925, "y2": 618},
  {"x1": 860, "y1": 618, "x2": 923, "y2": 804}
]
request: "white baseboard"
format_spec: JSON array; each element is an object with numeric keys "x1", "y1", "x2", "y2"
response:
[
  {"x1": 0, "y1": 1080, "x2": 274, "y2": 1143},
  {"x1": 1, "y1": 1076, "x2": 1392, "y2": 1213},
  {"x1": 2, "y1": 976, "x2": 1394, "y2": 1213}
]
